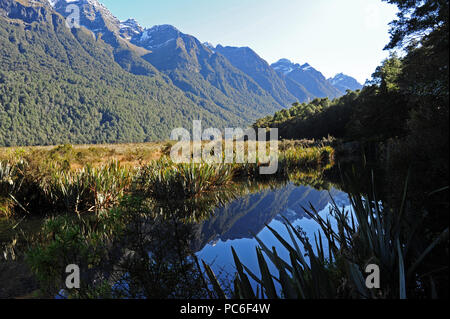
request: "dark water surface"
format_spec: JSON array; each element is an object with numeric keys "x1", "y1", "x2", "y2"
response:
[
  {"x1": 194, "y1": 182, "x2": 351, "y2": 287},
  {"x1": 1, "y1": 172, "x2": 353, "y2": 298}
]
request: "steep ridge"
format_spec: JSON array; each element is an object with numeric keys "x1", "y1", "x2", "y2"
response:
[
  {"x1": 213, "y1": 45, "x2": 314, "y2": 105},
  {"x1": 0, "y1": 0, "x2": 238, "y2": 145},
  {"x1": 272, "y1": 59, "x2": 342, "y2": 99},
  {"x1": 328, "y1": 73, "x2": 363, "y2": 94},
  {"x1": 50, "y1": 0, "x2": 285, "y2": 123},
  {"x1": 129, "y1": 25, "x2": 283, "y2": 121}
]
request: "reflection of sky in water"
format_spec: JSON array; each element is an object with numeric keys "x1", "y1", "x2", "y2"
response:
[{"x1": 197, "y1": 185, "x2": 351, "y2": 289}]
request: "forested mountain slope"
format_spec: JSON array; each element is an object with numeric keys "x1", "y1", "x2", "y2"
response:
[
  {"x1": 0, "y1": 0, "x2": 243, "y2": 145},
  {"x1": 271, "y1": 59, "x2": 342, "y2": 99},
  {"x1": 213, "y1": 45, "x2": 313, "y2": 105},
  {"x1": 0, "y1": 0, "x2": 363, "y2": 146}
]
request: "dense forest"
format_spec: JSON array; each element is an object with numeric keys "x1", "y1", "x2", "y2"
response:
[
  {"x1": 1, "y1": 0, "x2": 282, "y2": 146},
  {"x1": 0, "y1": 15, "x2": 234, "y2": 146}
]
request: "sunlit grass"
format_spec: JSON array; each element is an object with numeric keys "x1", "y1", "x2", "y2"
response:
[
  {"x1": 43, "y1": 161, "x2": 134, "y2": 215},
  {"x1": 0, "y1": 141, "x2": 335, "y2": 219},
  {"x1": 139, "y1": 158, "x2": 234, "y2": 201}
]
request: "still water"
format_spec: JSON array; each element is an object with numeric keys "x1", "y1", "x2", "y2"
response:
[
  {"x1": 195, "y1": 182, "x2": 351, "y2": 287},
  {"x1": 2, "y1": 176, "x2": 353, "y2": 298}
]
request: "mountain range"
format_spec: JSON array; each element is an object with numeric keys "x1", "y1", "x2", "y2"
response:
[
  {"x1": 0, "y1": 0, "x2": 362, "y2": 146},
  {"x1": 193, "y1": 184, "x2": 343, "y2": 252}
]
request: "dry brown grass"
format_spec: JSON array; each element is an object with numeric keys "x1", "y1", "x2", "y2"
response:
[
  {"x1": 0, "y1": 139, "x2": 331, "y2": 171},
  {"x1": 0, "y1": 142, "x2": 171, "y2": 170}
]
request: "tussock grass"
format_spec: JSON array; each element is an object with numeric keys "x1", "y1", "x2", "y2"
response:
[
  {"x1": 43, "y1": 161, "x2": 134, "y2": 215},
  {"x1": 0, "y1": 141, "x2": 335, "y2": 219},
  {"x1": 0, "y1": 142, "x2": 166, "y2": 170},
  {"x1": 281, "y1": 146, "x2": 335, "y2": 170},
  {"x1": 139, "y1": 158, "x2": 234, "y2": 201},
  {"x1": 0, "y1": 160, "x2": 27, "y2": 218}
]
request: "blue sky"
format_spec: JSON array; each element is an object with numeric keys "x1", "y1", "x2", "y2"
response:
[{"x1": 100, "y1": 0, "x2": 398, "y2": 83}]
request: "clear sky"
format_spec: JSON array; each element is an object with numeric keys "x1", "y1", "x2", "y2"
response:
[{"x1": 100, "y1": 0, "x2": 398, "y2": 83}]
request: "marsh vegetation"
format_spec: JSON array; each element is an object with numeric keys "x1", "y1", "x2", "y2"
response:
[
  {"x1": 0, "y1": 138, "x2": 446, "y2": 299},
  {"x1": 0, "y1": 140, "x2": 338, "y2": 298}
]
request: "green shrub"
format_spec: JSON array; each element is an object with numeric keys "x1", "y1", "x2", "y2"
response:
[{"x1": 26, "y1": 209, "x2": 125, "y2": 298}]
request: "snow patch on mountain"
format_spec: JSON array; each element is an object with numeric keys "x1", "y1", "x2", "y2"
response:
[
  {"x1": 119, "y1": 18, "x2": 143, "y2": 40},
  {"x1": 301, "y1": 63, "x2": 312, "y2": 71},
  {"x1": 49, "y1": 0, "x2": 101, "y2": 8},
  {"x1": 120, "y1": 18, "x2": 142, "y2": 32},
  {"x1": 48, "y1": 0, "x2": 77, "y2": 6},
  {"x1": 272, "y1": 59, "x2": 302, "y2": 75},
  {"x1": 203, "y1": 42, "x2": 215, "y2": 52},
  {"x1": 328, "y1": 73, "x2": 363, "y2": 93}
]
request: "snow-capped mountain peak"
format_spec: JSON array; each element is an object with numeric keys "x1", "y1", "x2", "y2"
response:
[
  {"x1": 272, "y1": 59, "x2": 302, "y2": 75},
  {"x1": 136, "y1": 25, "x2": 181, "y2": 49},
  {"x1": 271, "y1": 59, "x2": 343, "y2": 98},
  {"x1": 49, "y1": 0, "x2": 101, "y2": 8},
  {"x1": 301, "y1": 63, "x2": 312, "y2": 71},
  {"x1": 120, "y1": 18, "x2": 142, "y2": 30},
  {"x1": 119, "y1": 18, "x2": 143, "y2": 40},
  {"x1": 329, "y1": 73, "x2": 347, "y2": 84},
  {"x1": 328, "y1": 73, "x2": 363, "y2": 93}
]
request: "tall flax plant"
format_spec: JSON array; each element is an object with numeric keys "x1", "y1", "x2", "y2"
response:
[
  {"x1": 140, "y1": 158, "x2": 233, "y2": 201},
  {"x1": 0, "y1": 160, "x2": 26, "y2": 216},
  {"x1": 204, "y1": 172, "x2": 449, "y2": 299},
  {"x1": 45, "y1": 161, "x2": 133, "y2": 215}
]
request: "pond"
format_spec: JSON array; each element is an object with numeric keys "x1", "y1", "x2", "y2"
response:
[
  {"x1": 1, "y1": 169, "x2": 353, "y2": 298},
  {"x1": 195, "y1": 182, "x2": 351, "y2": 291}
]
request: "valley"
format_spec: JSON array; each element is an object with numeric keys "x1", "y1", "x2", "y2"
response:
[
  {"x1": 0, "y1": 0, "x2": 361, "y2": 146},
  {"x1": 0, "y1": 0, "x2": 447, "y2": 302}
]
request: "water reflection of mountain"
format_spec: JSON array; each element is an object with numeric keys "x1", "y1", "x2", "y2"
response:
[{"x1": 192, "y1": 183, "x2": 343, "y2": 251}]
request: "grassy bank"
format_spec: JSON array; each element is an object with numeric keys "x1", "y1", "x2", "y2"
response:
[
  {"x1": 0, "y1": 141, "x2": 335, "y2": 219},
  {"x1": 0, "y1": 142, "x2": 169, "y2": 170},
  {"x1": 0, "y1": 140, "x2": 336, "y2": 298}
]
